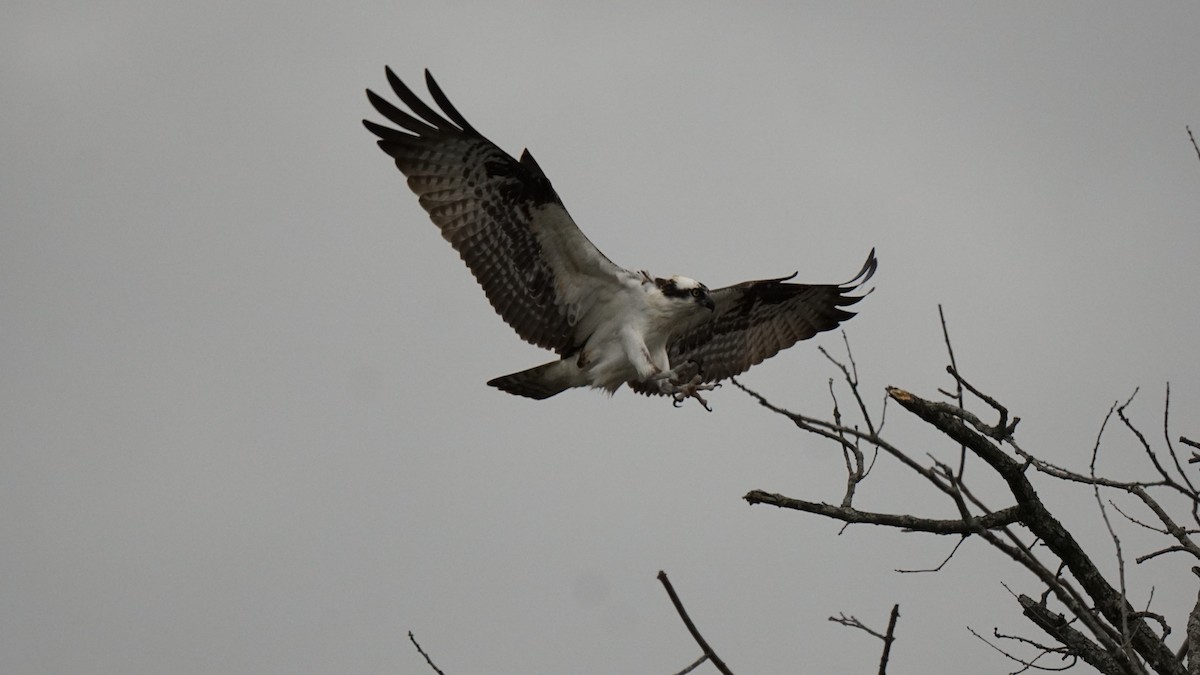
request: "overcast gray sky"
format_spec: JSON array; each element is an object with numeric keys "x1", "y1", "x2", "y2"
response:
[{"x1": 4, "y1": 2, "x2": 1200, "y2": 673}]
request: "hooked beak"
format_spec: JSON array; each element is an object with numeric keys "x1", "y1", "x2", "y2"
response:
[{"x1": 702, "y1": 297, "x2": 715, "y2": 312}]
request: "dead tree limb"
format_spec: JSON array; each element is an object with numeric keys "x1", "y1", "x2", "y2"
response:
[
  {"x1": 738, "y1": 312, "x2": 1198, "y2": 674},
  {"x1": 830, "y1": 604, "x2": 901, "y2": 674},
  {"x1": 745, "y1": 490, "x2": 1020, "y2": 534},
  {"x1": 658, "y1": 570, "x2": 735, "y2": 675},
  {"x1": 888, "y1": 385, "x2": 1181, "y2": 674},
  {"x1": 878, "y1": 604, "x2": 901, "y2": 675},
  {"x1": 409, "y1": 631, "x2": 448, "y2": 675}
]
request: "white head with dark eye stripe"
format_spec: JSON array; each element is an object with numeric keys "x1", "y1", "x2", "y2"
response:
[{"x1": 655, "y1": 275, "x2": 716, "y2": 311}]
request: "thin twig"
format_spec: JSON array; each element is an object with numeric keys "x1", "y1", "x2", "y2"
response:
[
  {"x1": 896, "y1": 536, "x2": 969, "y2": 573},
  {"x1": 1089, "y1": 401, "x2": 1139, "y2": 671},
  {"x1": 945, "y1": 365, "x2": 1019, "y2": 439},
  {"x1": 938, "y1": 305, "x2": 968, "y2": 479},
  {"x1": 1119, "y1": 389, "x2": 1172, "y2": 486},
  {"x1": 967, "y1": 624, "x2": 1077, "y2": 673},
  {"x1": 818, "y1": 332, "x2": 878, "y2": 437},
  {"x1": 657, "y1": 571, "x2": 734, "y2": 675},
  {"x1": 825, "y1": 376, "x2": 864, "y2": 507},
  {"x1": 829, "y1": 605, "x2": 902, "y2": 674},
  {"x1": 1110, "y1": 501, "x2": 1172, "y2": 536},
  {"x1": 408, "y1": 631, "x2": 447, "y2": 675},
  {"x1": 830, "y1": 613, "x2": 887, "y2": 640},
  {"x1": 672, "y1": 655, "x2": 709, "y2": 675},
  {"x1": 733, "y1": 379, "x2": 957, "y2": 498},
  {"x1": 1160, "y1": 384, "x2": 1200, "y2": 528}
]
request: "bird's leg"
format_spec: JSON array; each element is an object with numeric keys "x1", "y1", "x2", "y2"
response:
[
  {"x1": 624, "y1": 332, "x2": 721, "y2": 411},
  {"x1": 655, "y1": 359, "x2": 700, "y2": 386}
]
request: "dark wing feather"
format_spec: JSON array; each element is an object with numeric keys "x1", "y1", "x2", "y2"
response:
[
  {"x1": 363, "y1": 68, "x2": 623, "y2": 355},
  {"x1": 632, "y1": 250, "x2": 877, "y2": 394}
]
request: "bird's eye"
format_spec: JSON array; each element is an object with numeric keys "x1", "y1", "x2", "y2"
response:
[{"x1": 690, "y1": 288, "x2": 704, "y2": 298}]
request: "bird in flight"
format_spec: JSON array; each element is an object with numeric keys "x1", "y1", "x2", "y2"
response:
[{"x1": 364, "y1": 68, "x2": 876, "y2": 410}]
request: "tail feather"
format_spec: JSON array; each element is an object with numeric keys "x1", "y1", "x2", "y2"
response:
[{"x1": 487, "y1": 360, "x2": 575, "y2": 400}]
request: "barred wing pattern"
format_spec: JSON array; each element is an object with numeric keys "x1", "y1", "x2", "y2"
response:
[
  {"x1": 633, "y1": 250, "x2": 877, "y2": 394},
  {"x1": 363, "y1": 68, "x2": 624, "y2": 355}
]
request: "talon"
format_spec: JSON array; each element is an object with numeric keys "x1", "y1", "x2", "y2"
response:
[
  {"x1": 670, "y1": 382, "x2": 715, "y2": 411},
  {"x1": 661, "y1": 371, "x2": 720, "y2": 410}
]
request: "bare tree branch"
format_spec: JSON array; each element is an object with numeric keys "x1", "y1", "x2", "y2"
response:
[
  {"x1": 744, "y1": 490, "x2": 1021, "y2": 534},
  {"x1": 672, "y1": 655, "x2": 709, "y2": 675},
  {"x1": 733, "y1": 301, "x2": 1200, "y2": 673},
  {"x1": 818, "y1": 331, "x2": 878, "y2": 437},
  {"x1": 968, "y1": 624, "x2": 1078, "y2": 673},
  {"x1": 1011, "y1": 445, "x2": 1200, "y2": 565},
  {"x1": 1017, "y1": 596, "x2": 1125, "y2": 674},
  {"x1": 945, "y1": 364, "x2": 1019, "y2": 440},
  {"x1": 891, "y1": 391, "x2": 1144, "y2": 665},
  {"x1": 1138, "y1": 547, "x2": 1196, "y2": 565},
  {"x1": 657, "y1": 571, "x2": 734, "y2": 675},
  {"x1": 1161, "y1": 385, "x2": 1197, "y2": 493},
  {"x1": 886, "y1": 385, "x2": 1184, "y2": 674},
  {"x1": 830, "y1": 612, "x2": 889, "y2": 640},
  {"x1": 878, "y1": 604, "x2": 901, "y2": 675},
  {"x1": 409, "y1": 631, "x2": 448, "y2": 675},
  {"x1": 1091, "y1": 401, "x2": 1144, "y2": 672},
  {"x1": 895, "y1": 536, "x2": 969, "y2": 574},
  {"x1": 830, "y1": 605, "x2": 902, "y2": 674},
  {"x1": 733, "y1": 379, "x2": 958, "y2": 501},
  {"x1": 937, "y1": 304, "x2": 970, "y2": 481},
  {"x1": 1187, "y1": 567, "x2": 1200, "y2": 675}
]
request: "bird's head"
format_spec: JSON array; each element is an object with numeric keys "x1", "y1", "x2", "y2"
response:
[{"x1": 655, "y1": 275, "x2": 716, "y2": 312}]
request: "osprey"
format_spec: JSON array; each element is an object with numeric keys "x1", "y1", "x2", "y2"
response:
[{"x1": 364, "y1": 68, "x2": 876, "y2": 410}]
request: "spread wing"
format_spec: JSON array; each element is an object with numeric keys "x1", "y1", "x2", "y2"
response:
[
  {"x1": 363, "y1": 67, "x2": 628, "y2": 355},
  {"x1": 632, "y1": 250, "x2": 877, "y2": 394}
]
